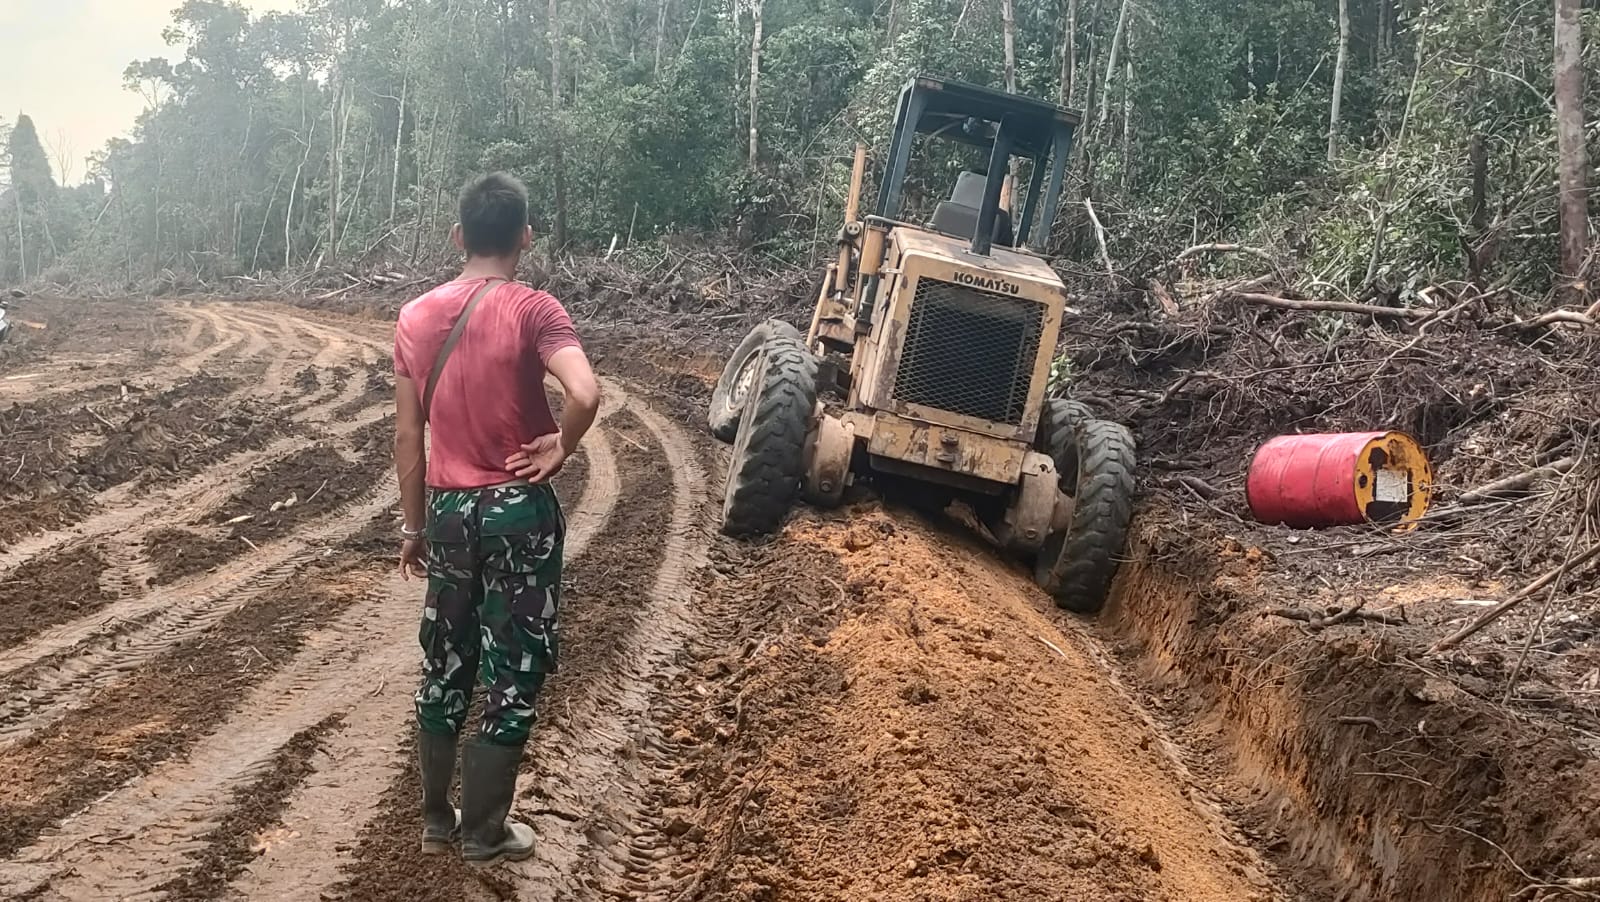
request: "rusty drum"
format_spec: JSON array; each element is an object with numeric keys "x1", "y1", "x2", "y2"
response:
[{"x1": 1246, "y1": 431, "x2": 1433, "y2": 529}]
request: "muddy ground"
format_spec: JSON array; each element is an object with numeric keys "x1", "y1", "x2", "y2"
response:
[{"x1": 0, "y1": 293, "x2": 1594, "y2": 902}]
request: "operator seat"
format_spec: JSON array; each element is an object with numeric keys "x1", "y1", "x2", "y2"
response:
[{"x1": 930, "y1": 170, "x2": 1015, "y2": 247}]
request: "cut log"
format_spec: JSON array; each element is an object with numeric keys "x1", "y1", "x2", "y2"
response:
[
  {"x1": 1456, "y1": 456, "x2": 1579, "y2": 506},
  {"x1": 1230, "y1": 291, "x2": 1428, "y2": 321}
]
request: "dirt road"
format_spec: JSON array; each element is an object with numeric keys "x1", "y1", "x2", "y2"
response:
[{"x1": 0, "y1": 297, "x2": 1296, "y2": 901}]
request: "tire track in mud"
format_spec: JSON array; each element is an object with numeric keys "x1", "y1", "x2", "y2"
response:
[
  {"x1": 0, "y1": 398, "x2": 384, "y2": 597},
  {"x1": 1, "y1": 426, "x2": 619, "y2": 901},
  {"x1": 229, "y1": 429, "x2": 621, "y2": 900},
  {"x1": 0, "y1": 481, "x2": 401, "y2": 749},
  {"x1": 0, "y1": 307, "x2": 378, "y2": 582},
  {"x1": 502, "y1": 387, "x2": 710, "y2": 900},
  {"x1": 0, "y1": 563, "x2": 411, "y2": 900}
]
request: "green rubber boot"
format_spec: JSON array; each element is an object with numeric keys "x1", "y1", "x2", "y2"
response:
[
  {"x1": 418, "y1": 731, "x2": 460, "y2": 854},
  {"x1": 459, "y1": 739, "x2": 535, "y2": 866}
]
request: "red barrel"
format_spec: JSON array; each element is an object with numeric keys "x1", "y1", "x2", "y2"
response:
[{"x1": 1246, "y1": 432, "x2": 1433, "y2": 529}]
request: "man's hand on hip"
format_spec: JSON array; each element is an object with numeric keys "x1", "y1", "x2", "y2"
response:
[{"x1": 506, "y1": 431, "x2": 568, "y2": 482}]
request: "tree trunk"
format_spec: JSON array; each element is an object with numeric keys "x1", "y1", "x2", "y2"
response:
[
  {"x1": 14, "y1": 193, "x2": 26, "y2": 282},
  {"x1": 1554, "y1": 0, "x2": 1588, "y2": 292},
  {"x1": 1378, "y1": 0, "x2": 1392, "y2": 63},
  {"x1": 410, "y1": 104, "x2": 440, "y2": 264},
  {"x1": 1002, "y1": 0, "x2": 1017, "y2": 93},
  {"x1": 654, "y1": 0, "x2": 669, "y2": 77},
  {"x1": 391, "y1": 72, "x2": 407, "y2": 225},
  {"x1": 1096, "y1": 0, "x2": 1131, "y2": 133},
  {"x1": 1074, "y1": 20, "x2": 1102, "y2": 176},
  {"x1": 1060, "y1": 0, "x2": 1079, "y2": 104},
  {"x1": 550, "y1": 0, "x2": 569, "y2": 255},
  {"x1": 1364, "y1": 25, "x2": 1427, "y2": 287},
  {"x1": 747, "y1": 0, "x2": 764, "y2": 169},
  {"x1": 1120, "y1": 58, "x2": 1132, "y2": 188},
  {"x1": 285, "y1": 118, "x2": 316, "y2": 269},
  {"x1": 1328, "y1": 0, "x2": 1349, "y2": 161},
  {"x1": 1469, "y1": 134, "x2": 1489, "y2": 235},
  {"x1": 329, "y1": 79, "x2": 350, "y2": 261}
]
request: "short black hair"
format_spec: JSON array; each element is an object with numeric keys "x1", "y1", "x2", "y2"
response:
[{"x1": 457, "y1": 172, "x2": 529, "y2": 257}]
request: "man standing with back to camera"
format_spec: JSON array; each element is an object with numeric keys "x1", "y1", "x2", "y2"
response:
[{"x1": 392, "y1": 172, "x2": 600, "y2": 865}]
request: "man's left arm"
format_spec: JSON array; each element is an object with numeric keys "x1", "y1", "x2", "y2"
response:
[
  {"x1": 506, "y1": 297, "x2": 600, "y2": 482},
  {"x1": 505, "y1": 347, "x2": 599, "y2": 482}
]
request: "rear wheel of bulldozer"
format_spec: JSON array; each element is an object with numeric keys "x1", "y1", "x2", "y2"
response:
[
  {"x1": 721, "y1": 334, "x2": 818, "y2": 536},
  {"x1": 1034, "y1": 403, "x2": 1136, "y2": 613},
  {"x1": 708, "y1": 319, "x2": 802, "y2": 443}
]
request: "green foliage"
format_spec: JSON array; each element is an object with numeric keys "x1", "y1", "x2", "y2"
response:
[{"x1": 0, "y1": 0, "x2": 1591, "y2": 300}]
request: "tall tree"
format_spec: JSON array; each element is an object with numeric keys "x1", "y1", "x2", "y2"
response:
[
  {"x1": 1553, "y1": 0, "x2": 1588, "y2": 292},
  {"x1": 7, "y1": 115, "x2": 57, "y2": 281},
  {"x1": 8, "y1": 115, "x2": 56, "y2": 206},
  {"x1": 747, "y1": 0, "x2": 765, "y2": 169},
  {"x1": 1096, "y1": 0, "x2": 1130, "y2": 132},
  {"x1": 1001, "y1": 0, "x2": 1017, "y2": 93},
  {"x1": 1328, "y1": 0, "x2": 1349, "y2": 161},
  {"x1": 549, "y1": 0, "x2": 569, "y2": 255},
  {"x1": 1059, "y1": 0, "x2": 1078, "y2": 104}
]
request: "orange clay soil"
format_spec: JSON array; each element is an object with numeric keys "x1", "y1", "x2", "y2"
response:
[{"x1": 684, "y1": 506, "x2": 1278, "y2": 901}]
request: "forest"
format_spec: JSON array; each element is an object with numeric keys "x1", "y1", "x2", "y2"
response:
[{"x1": 0, "y1": 0, "x2": 1595, "y2": 315}]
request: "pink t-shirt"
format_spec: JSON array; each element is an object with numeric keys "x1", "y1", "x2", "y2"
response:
[{"x1": 394, "y1": 277, "x2": 582, "y2": 490}]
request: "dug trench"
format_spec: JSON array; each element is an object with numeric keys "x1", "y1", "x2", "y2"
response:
[{"x1": 1101, "y1": 523, "x2": 1600, "y2": 902}]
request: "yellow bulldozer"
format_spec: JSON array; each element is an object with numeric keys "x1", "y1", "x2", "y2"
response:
[{"x1": 709, "y1": 76, "x2": 1135, "y2": 613}]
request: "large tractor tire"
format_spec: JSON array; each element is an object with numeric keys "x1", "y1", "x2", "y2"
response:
[
  {"x1": 1034, "y1": 400, "x2": 1136, "y2": 613},
  {"x1": 708, "y1": 319, "x2": 802, "y2": 443},
  {"x1": 720, "y1": 334, "x2": 818, "y2": 537}
]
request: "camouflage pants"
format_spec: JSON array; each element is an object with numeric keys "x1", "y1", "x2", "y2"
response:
[{"x1": 415, "y1": 483, "x2": 564, "y2": 746}]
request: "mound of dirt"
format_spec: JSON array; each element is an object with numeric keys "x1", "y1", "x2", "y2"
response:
[{"x1": 664, "y1": 506, "x2": 1273, "y2": 901}]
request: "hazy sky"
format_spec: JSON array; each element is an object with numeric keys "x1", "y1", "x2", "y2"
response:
[{"x1": 1, "y1": 0, "x2": 298, "y2": 184}]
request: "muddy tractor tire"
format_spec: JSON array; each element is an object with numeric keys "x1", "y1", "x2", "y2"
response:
[
  {"x1": 720, "y1": 334, "x2": 818, "y2": 537},
  {"x1": 1034, "y1": 401, "x2": 1136, "y2": 613},
  {"x1": 708, "y1": 319, "x2": 803, "y2": 443}
]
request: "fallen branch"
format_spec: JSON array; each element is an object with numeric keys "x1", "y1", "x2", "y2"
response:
[
  {"x1": 1515, "y1": 308, "x2": 1599, "y2": 331},
  {"x1": 1264, "y1": 603, "x2": 1407, "y2": 629},
  {"x1": 1155, "y1": 474, "x2": 1220, "y2": 499},
  {"x1": 1431, "y1": 540, "x2": 1600, "y2": 653},
  {"x1": 1083, "y1": 197, "x2": 1117, "y2": 281},
  {"x1": 1517, "y1": 876, "x2": 1600, "y2": 898},
  {"x1": 82, "y1": 405, "x2": 118, "y2": 430},
  {"x1": 1231, "y1": 291, "x2": 1429, "y2": 321},
  {"x1": 1456, "y1": 456, "x2": 1579, "y2": 506},
  {"x1": 314, "y1": 283, "x2": 360, "y2": 301},
  {"x1": 1035, "y1": 635, "x2": 1070, "y2": 660}
]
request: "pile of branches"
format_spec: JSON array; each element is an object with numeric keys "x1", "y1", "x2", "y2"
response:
[
  {"x1": 1061, "y1": 242, "x2": 1600, "y2": 583},
  {"x1": 253, "y1": 235, "x2": 821, "y2": 334}
]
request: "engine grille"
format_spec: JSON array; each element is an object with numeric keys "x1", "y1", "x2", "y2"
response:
[{"x1": 891, "y1": 277, "x2": 1046, "y2": 425}]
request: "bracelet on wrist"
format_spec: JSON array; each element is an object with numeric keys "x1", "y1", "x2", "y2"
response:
[{"x1": 400, "y1": 524, "x2": 423, "y2": 539}]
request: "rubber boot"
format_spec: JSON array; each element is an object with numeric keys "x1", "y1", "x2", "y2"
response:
[
  {"x1": 459, "y1": 739, "x2": 535, "y2": 865},
  {"x1": 418, "y1": 731, "x2": 461, "y2": 854}
]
